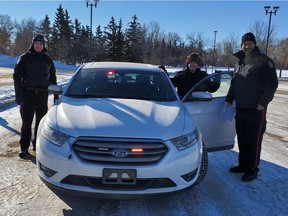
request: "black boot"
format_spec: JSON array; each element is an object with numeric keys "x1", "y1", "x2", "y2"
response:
[
  {"x1": 19, "y1": 149, "x2": 28, "y2": 158},
  {"x1": 229, "y1": 165, "x2": 247, "y2": 173},
  {"x1": 241, "y1": 168, "x2": 259, "y2": 181}
]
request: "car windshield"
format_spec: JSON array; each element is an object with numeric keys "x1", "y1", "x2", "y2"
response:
[{"x1": 66, "y1": 68, "x2": 177, "y2": 101}]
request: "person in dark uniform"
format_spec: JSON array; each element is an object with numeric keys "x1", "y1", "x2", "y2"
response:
[
  {"x1": 170, "y1": 53, "x2": 208, "y2": 99},
  {"x1": 13, "y1": 34, "x2": 57, "y2": 158},
  {"x1": 226, "y1": 32, "x2": 278, "y2": 181}
]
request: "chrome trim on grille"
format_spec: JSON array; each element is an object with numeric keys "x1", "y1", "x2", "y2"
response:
[{"x1": 72, "y1": 137, "x2": 168, "y2": 165}]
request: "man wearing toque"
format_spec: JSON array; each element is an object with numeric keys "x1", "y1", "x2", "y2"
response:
[
  {"x1": 13, "y1": 34, "x2": 57, "y2": 158},
  {"x1": 226, "y1": 32, "x2": 278, "y2": 181}
]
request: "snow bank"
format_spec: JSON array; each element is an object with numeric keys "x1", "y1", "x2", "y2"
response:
[{"x1": 0, "y1": 54, "x2": 78, "y2": 71}]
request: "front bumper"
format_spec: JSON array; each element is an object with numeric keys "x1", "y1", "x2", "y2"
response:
[{"x1": 36, "y1": 135, "x2": 202, "y2": 195}]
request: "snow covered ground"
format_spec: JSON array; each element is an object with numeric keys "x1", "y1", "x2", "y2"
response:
[{"x1": 0, "y1": 55, "x2": 287, "y2": 216}]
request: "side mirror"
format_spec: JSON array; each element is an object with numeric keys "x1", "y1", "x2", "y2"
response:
[
  {"x1": 48, "y1": 85, "x2": 63, "y2": 95},
  {"x1": 189, "y1": 91, "x2": 212, "y2": 102}
]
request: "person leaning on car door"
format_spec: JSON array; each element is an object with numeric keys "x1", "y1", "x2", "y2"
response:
[
  {"x1": 13, "y1": 34, "x2": 57, "y2": 158},
  {"x1": 170, "y1": 53, "x2": 208, "y2": 99},
  {"x1": 225, "y1": 32, "x2": 278, "y2": 181},
  {"x1": 169, "y1": 53, "x2": 220, "y2": 99}
]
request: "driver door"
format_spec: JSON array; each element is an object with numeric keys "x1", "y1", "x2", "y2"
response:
[{"x1": 183, "y1": 72, "x2": 236, "y2": 152}]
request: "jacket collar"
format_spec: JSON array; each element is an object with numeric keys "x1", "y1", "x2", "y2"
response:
[
  {"x1": 233, "y1": 46, "x2": 262, "y2": 64},
  {"x1": 185, "y1": 66, "x2": 201, "y2": 73}
]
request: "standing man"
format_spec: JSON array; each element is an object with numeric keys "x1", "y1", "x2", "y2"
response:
[
  {"x1": 13, "y1": 34, "x2": 57, "y2": 158},
  {"x1": 226, "y1": 32, "x2": 278, "y2": 181},
  {"x1": 170, "y1": 53, "x2": 208, "y2": 99}
]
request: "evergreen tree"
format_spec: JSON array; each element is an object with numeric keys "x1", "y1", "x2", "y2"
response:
[
  {"x1": 125, "y1": 15, "x2": 143, "y2": 63},
  {"x1": 70, "y1": 19, "x2": 84, "y2": 64},
  {"x1": 2, "y1": 5, "x2": 286, "y2": 68},
  {"x1": 104, "y1": 16, "x2": 119, "y2": 61},
  {"x1": 94, "y1": 25, "x2": 106, "y2": 61},
  {"x1": 50, "y1": 4, "x2": 73, "y2": 63},
  {"x1": 114, "y1": 19, "x2": 125, "y2": 61},
  {"x1": 39, "y1": 15, "x2": 52, "y2": 48},
  {"x1": 84, "y1": 25, "x2": 94, "y2": 62},
  {"x1": 154, "y1": 37, "x2": 168, "y2": 65}
]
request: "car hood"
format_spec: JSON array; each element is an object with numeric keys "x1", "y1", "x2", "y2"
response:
[{"x1": 48, "y1": 98, "x2": 194, "y2": 140}]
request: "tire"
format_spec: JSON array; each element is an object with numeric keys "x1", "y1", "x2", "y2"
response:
[{"x1": 194, "y1": 144, "x2": 208, "y2": 185}]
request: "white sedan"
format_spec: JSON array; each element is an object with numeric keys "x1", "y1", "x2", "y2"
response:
[{"x1": 36, "y1": 62, "x2": 236, "y2": 196}]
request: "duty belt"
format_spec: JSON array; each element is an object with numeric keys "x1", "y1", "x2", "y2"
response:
[{"x1": 26, "y1": 87, "x2": 48, "y2": 95}]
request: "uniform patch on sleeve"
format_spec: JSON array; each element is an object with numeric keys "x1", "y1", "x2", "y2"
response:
[{"x1": 268, "y1": 61, "x2": 274, "y2": 68}]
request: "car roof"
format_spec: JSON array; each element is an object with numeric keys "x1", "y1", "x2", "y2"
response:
[{"x1": 81, "y1": 62, "x2": 159, "y2": 71}]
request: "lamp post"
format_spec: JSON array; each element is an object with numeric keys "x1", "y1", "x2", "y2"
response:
[
  {"x1": 86, "y1": 0, "x2": 99, "y2": 36},
  {"x1": 264, "y1": 6, "x2": 280, "y2": 54},
  {"x1": 212, "y1": 30, "x2": 218, "y2": 72}
]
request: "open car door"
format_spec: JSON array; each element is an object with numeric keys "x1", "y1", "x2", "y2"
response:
[{"x1": 182, "y1": 71, "x2": 236, "y2": 152}]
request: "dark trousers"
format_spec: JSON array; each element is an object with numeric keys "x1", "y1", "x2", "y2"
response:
[
  {"x1": 20, "y1": 89, "x2": 48, "y2": 150},
  {"x1": 235, "y1": 108, "x2": 267, "y2": 172}
]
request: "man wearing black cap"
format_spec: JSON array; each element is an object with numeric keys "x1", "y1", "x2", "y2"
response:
[
  {"x1": 13, "y1": 34, "x2": 57, "y2": 158},
  {"x1": 170, "y1": 53, "x2": 209, "y2": 99},
  {"x1": 225, "y1": 32, "x2": 278, "y2": 181}
]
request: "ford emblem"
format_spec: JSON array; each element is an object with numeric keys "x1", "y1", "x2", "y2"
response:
[{"x1": 112, "y1": 150, "x2": 129, "y2": 158}]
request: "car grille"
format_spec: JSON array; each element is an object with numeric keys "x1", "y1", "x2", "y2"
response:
[
  {"x1": 72, "y1": 137, "x2": 168, "y2": 165},
  {"x1": 61, "y1": 175, "x2": 176, "y2": 190}
]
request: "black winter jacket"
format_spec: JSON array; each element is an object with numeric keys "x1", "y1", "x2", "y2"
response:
[
  {"x1": 13, "y1": 46, "x2": 57, "y2": 103},
  {"x1": 171, "y1": 67, "x2": 208, "y2": 99},
  {"x1": 226, "y1": 47, "x2": 278, "y2": 108}
]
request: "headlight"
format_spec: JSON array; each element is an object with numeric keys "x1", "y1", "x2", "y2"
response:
[
  {"x1": 41, "y1": 123, "x2": 70, "y2": 146},
  {"x1": 170, "y1": 129, "x2": 199, "y2": 150}
]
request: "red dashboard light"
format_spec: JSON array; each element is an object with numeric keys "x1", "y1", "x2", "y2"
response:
[{"x1": 106, "y1": 71, "x2": 115, "y2": 75}]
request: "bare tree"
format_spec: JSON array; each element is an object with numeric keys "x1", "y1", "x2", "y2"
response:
[
  {"x1": 186, "y1": 32, "x2": 209, "y2": 68},
  {"x1": 165, "y1": 32, "x2": 184, "y2": 66},
  {"x1": 13, "y1": 18, "x2": 39, "y2": 56},
  {"x1": 249, "y1": 20, "x2": 277, "y2": 53},
  {"x1": 2, "y1": 6, "x2": 287, "y2": 68},
  {"x1": 142, "y1": 21, "x2": 165, "y2": 64},
  {"x1": 270, "y1": 38, "x2": 288, "y2": 77},
  {"x1": 219, "y1": 33, "x2": 239, "y2": 69},
  {"x1": 145, "y1": 21, "x2": 165, "y2": 46},
  {"x1": 0, "y1": 14, "x2": 16, "y2": 55}
]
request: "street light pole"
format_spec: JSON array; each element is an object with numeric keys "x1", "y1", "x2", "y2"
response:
[
  {"x1": 264, "y1": 6, "x2": 280, "y2": 54},
  {"x1": 212, "y1": 31, "x2": 218, "y2": 73},
  {"x1": 86, "y1": 0, "x2": 99, "y2": 36}
]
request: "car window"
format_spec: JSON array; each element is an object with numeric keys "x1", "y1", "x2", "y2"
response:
[
  {"x1": 209, "y1": 73, "x2": 233, "y2": 98},
  {"x1": 65, "y1": 68, "x2": 177, "y2": 101},
  {"x1": 183, "y1": 72, "x2": 233, "y2": 102}
]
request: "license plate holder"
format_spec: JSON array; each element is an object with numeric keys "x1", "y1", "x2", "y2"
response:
[{"x1": 102, "y1": 168, "x2": 137, "y2": 185}]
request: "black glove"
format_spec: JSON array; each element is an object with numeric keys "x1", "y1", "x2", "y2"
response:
[
  {"x1": 158, "y1": 65, "x2": 169, "y2": 77},
  {"x1": 53, "y1": 94, "x2": 59, "y2": 103},
  {"x1": 158, "y1": 65, "x2": 167, "y2": 72}
]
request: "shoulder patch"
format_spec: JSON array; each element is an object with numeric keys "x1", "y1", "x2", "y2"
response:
[{"x1": 268, "y1": 61, "x2": 274, "y2": 69}]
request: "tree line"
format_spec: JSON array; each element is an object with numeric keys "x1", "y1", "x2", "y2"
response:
[{"x1": 0, "y1": 4, "x2": 287, "y2": 75}]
